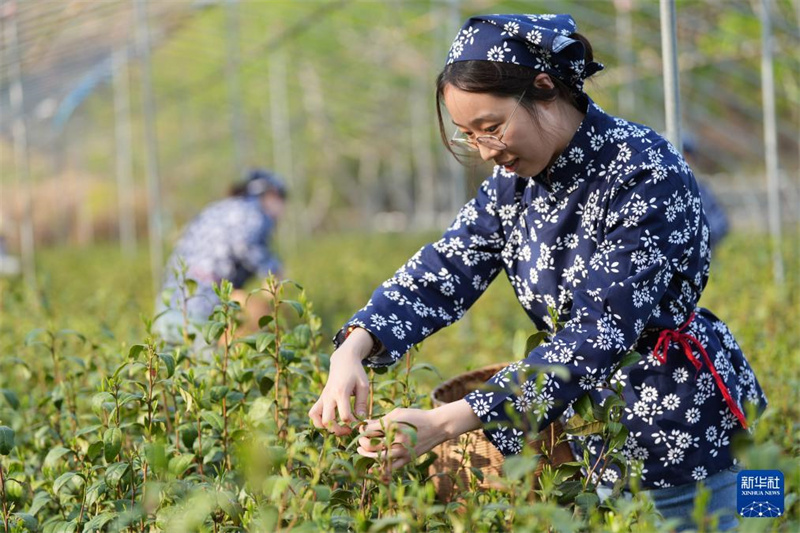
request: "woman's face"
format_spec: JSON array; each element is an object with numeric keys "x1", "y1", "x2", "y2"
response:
[
  {"x1": 443, "y1": 84, "x2": 565, "y2": 179},
  {"x1": 260, "y1": 191, "x2": 286, "y2": 221}
]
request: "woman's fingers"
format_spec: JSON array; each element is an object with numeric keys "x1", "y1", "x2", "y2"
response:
[
  {"x1": 356, "y1": 446, "x2": 412, "y2": 470},
  {"x1": 308, "y1": 400, "x2": 323, "y2": 429},
  {"x1": 311, "y1": 393, "x2": 365, "y2": 436},
  {"x1": 354, "y1": 380, "x2": 370, "y2": 418},
  {"x1": 336, "y1": 392, "x2": 355, "y2": 425},
  {"x1": 321, "y1": 398, "x2": 350, "y2": 435},
  {"x1": 356, "y1": 443, "x2": 409, "y2": 460},
  {"x1": 356, "y1": 446, "x2": 380, "y2": 458}
]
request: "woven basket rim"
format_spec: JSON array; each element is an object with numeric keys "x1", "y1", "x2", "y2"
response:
[{"x1": 431, "y1": 362, "x2": 510, "y2": 407}]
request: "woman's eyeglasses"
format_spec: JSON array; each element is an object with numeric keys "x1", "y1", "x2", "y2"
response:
[{"x1": 449, "y1": 90, "x2": 526, "y2": 152}]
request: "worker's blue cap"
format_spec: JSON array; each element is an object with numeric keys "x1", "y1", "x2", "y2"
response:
[{"x1": 244, "y1": 168, "x2": 287, "y2": 199}]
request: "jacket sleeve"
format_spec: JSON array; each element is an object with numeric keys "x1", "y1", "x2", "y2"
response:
[
  {"x1": 342, "y1": 175, "x2": 507, "y2": 368},
  {"x1": 465, "y1": 147, "x2": 705, "y2": 455}
]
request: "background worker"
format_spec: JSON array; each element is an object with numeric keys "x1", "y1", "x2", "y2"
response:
[{"x1": 154, "y1": 168, "x2": 286, "y2": 347}]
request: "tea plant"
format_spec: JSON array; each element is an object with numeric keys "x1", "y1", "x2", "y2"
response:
[{"x1": 0, "y1": 231, "x2": 796, "y2": 532}]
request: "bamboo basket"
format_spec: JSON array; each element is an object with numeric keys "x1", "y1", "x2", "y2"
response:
[{"x1": 429, "y1": 363, "x2": 574, "y2": 502}]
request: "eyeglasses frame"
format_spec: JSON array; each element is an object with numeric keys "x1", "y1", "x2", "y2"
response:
[{"x1": 449, "y1": 89, "x2": 527, "y2": 152}]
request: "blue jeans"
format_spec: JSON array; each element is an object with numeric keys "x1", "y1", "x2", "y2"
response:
[{"x1": 647, "y1": 465, "x2": 740, "y2": 532}]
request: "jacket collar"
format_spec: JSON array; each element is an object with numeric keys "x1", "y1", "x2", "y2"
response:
[{"x1": 530, "y1": 96, "x2": 609, "y2": 198}]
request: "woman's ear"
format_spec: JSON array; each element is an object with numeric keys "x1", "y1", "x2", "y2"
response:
[{"x1": 532, "y1": 73, "x2": 555, "y2": 90}]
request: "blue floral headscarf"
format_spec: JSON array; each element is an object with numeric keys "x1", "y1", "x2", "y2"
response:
[{"x1": 446, "y1": 14, "x2": 604, "y2": 95}]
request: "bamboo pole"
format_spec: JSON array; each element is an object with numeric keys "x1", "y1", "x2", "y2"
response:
[
  {"x1": 410, "y1": 72, "x2": 436, "y2": 230},
  {"x1": 134, "y1": 0, "x2": 164, "y2": 293},
  {"x1": 268, "y1": 48, "x2": 298, "y2": 250},
  {"x1": 614, "y1": 0, "x2": 636, "y2": 118},
  {"x1": 225, "y1": 0, "x2": 246, "y2": 176},
  {"x1": 4, "y1": 0, "x2": 37, "y2": 292},
  {"x1": 759, "y1": 0, "x2": 784, "y2": 285},
  {"x1": 112, "y1": 47, "x2": 137, "y2": 257}
]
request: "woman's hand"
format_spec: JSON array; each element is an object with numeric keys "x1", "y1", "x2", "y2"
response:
[
  {"x1": 308, "y1": 327, "x2": 373, "y2": 436},
  {"x1": 357, "y1": 400, "x2": 482, "y2": 470}
]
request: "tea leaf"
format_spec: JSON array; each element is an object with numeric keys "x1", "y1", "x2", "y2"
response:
[
  {"x1": 203, "y1": 321, "x2": 226, "y2": 344},
  {"x1": 180, "y1": 425, "x2": 199, "y2": 449},
  {"x1": 84, "y1": 480, "x2": 107, "y2": 508},
  {"x1": 145, "y1": 442, "x2": 168, "y2": 475},
  {"x1": 75, "y1": 424, "x2": 103, "y2": 438},
  {"x1": 103, "y1": 428, "x2": 123, "y2": 462},
  {"x1": 11, "y1": 513, "x2": 37, "y2": 532},
  {"x1": 169, "y1": 454, "x2": 195, "y2": 477},
  {"x1": 564, "y1": 415, "x2": 604, "y2": 437},
  {"x1": 292, "y1": 324, "x2": 312, "y2": 348},
  {"x1": 23, "y1": 328, "x2": 47, "y2": 347},
  {"x1": 84, "y1": 511, "x2": 117, "y2": 532},
  {"x1": 53, "y1": 471, "x2": 81, "y2": 495},
  {"x1": 370, "y1": 517, "x2": 406, "y2": 532},
  {"x1": 210, "y1": 385, "x2": 229, "y2": 403},
  {"x1": 256, "y1": 332, "x2": 276, "y2": 353},
  {"x1": 28, "y1": 491, "x2": 52, "y2": 516},
  {"x1": 56, "y1": 329, "x2": 87, "y2": 345},
  {"x1": 1, "y1": 389, "x2": 20, "y2": 410},
  {"x1": 576, "y1": 491, "x2": 600, "y2": 511},
  {"x1": 43, "y1": 446, "x2": 74, "y2": 469},
  {"x1": 503, "y1": 455, "x2": 540, "y2": 481},
  {"x1": 91, "y1": 392, "x2": 115, "y2": 416},
  {"x1": 178, "y1": 388, "x2": 195, "y2": 413},
  {"x1": 410, "y1": 363, "x2": 442, "y2": 379},
  {"x1": 281, "y1": 299, "x2": 305, "y2": 317},
  {"x1": 258, "y1": 376, "x2": 275, "y2": 396},
  {"x1": 87, "y1": 441, "x2": 104, "y2": 462},
  {"x1": 201, "y1": 411, "x2": 224, "y2": 432},
  {"x1": 104, "y1": 462, "x2": 130, "y2": 488},
  {"x1": 525, "y1": 331, "x2": 550, "y2": 354},
  {"x1": 572, "y1": 394, "x2": 594, "y2": 421},
  {"x1": 185, "y1": 278, "x2": 198, "y2": 296},
  {"x1": 128, "y1": 344, "x2": 147, "y2": 360},
  {"x1": 159, "y1": 352, "x2": 176, "y2": 378},
  {"x1": 0, "y1": 426, "x2": 15, "y2": 455}
]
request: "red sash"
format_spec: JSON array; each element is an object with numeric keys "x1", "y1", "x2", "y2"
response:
[{"x1": 653, "y1": 312, "x2": 748, "y2": 429}]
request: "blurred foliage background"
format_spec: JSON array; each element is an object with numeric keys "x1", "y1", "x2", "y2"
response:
[
  {"x1": 0, "y1": 0, "x2": 798, "y2": 256},
  {"x1": 0, "y1": 0, "x2": 798, "y2": 379}
]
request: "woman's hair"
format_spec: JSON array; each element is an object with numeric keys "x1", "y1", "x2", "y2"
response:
[
  {"x1": 435, "y1": 32, "x2": 594, "y2": 155},
  {"x1": 229, "y1": 181, "x2": 250, "y2": 197}
]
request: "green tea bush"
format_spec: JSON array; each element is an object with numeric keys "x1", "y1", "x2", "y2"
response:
[{"x1": 0, "y1": 232, "x2": 796, "y2": 532}]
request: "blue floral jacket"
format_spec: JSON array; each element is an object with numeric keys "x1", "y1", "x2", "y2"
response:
[
  {"x1": 341, "y1": 100, "x2": 767, "y2": 489},
  {"x1": 160, "y1": 196, "x2": 281, "y2": 320}
]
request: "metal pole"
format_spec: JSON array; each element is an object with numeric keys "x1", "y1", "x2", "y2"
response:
[
  {"x1": 410, "y1": 73, "x2": 436, "y2": 230},
  {"x1": 659, "y1": 0, "x2": 682, "y2": 150},
  {"x1": 134, "y1": 0, "x2": 164, "y2": 293},
  {"x1": 4, "y1": 0, "x2": 37, "y2": 292},
  {"x1": 615, "y1": 0, "x2": 636, "y2": 118},
  {"x1": 112, "y1": 47, "x2": 137, "y2": 257},
  {"x1": 445, "y1": 0, "x2": 465, "y2": 217},
  {"x1": 225, "y1": 0, "x2": 246, "y2": 176},
  {"x1": 759, "y1": 0, "x2": 784, "y2": 284},
  {"x1": 268, "y1": 48, "x2": 297, "y2": 251}
]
